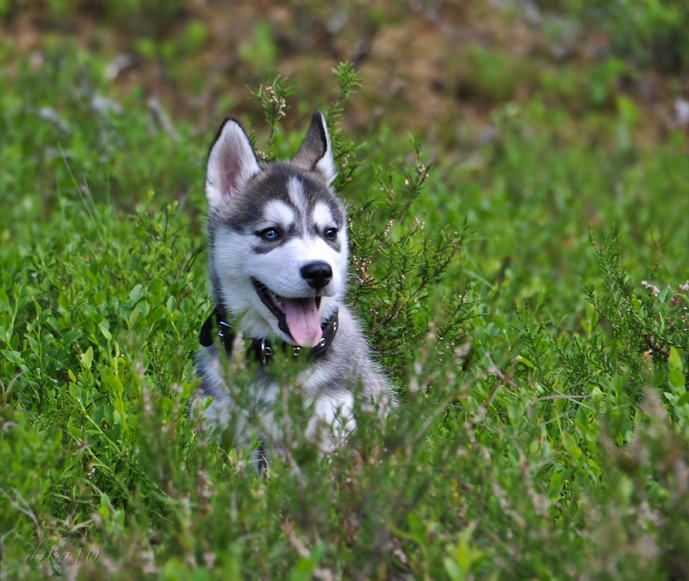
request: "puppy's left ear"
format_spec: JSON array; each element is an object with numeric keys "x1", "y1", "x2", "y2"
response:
[{"x1": 292, "y1": 111, "x2": 336, "y2": 186}]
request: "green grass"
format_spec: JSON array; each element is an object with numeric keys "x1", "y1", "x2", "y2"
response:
[{"x1": 1, "y1": 34, "x2": 689, "y2": 581}]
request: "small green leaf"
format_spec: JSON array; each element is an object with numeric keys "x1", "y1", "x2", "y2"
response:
[
  {"x1": 548, "y1": 469, "x2": 571, "y2": 500},
  {"x1": 148, "y1": 278, "x2": 165, "y2": 306},
  {"x1": 407, "y1": 512, "x2": 421, "y2": 531},
  {"x1": 609, "y1": 375, "x2": 625, "y2": 395},
  {"x1": 69, "y1": 382, "x2": 81, "y2": 401},
  {"x1": 62, "y1": 329, "x2": 81, "y2": 344},
  {"x1": 669, "y1": 368, "x2": 686, "y2": 391},
  {"x1": 150, "y1": 305, "x2": 166, "y2": 324},
  {"x1": 516, "y1": 356, "x2": 534, "y2": 368},
  {"x1": 87, "y1": 404, "x2": 103, "y2": 426},
  {"x1": 485, "y1": 322, "x2": 500, "y2": 337},
  {"x1": 58, "y1": 293, "x2": 69, "y2": 311},
  {"x1": 443, "y1": 557, "x2": 464, "y2": 581},
  {"x1": 99, "y1": 320, "x2": 112, "y2": 341},
  {"x1": 67, "y1": 424, "x2": 82, "y2": 441},
  {"x1": 160, "y1": 397, "x2": 173, "y2": 415},
  {"x1": 80, "y1": 346, "x2": 93, "y2": 369},
  {"x1": 129, "y1": 284, "x2": 143, "y2": 303},
  {"x1": 669, "y1": 347, "x2": 683, "y2": 371}
]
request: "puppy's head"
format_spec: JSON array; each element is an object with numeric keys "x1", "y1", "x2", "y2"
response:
[{"x1": 205, "y1": 112, "x2": 347, "y2": 347}]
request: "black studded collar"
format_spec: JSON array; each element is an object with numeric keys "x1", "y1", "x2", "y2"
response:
[{"x1": 199, "y1": 304, "x2": 339, "y2": 365}]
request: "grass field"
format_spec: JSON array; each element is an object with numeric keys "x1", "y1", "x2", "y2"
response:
[{"x1": 1, "y1": 2, "x2": 689, "y2": 579}]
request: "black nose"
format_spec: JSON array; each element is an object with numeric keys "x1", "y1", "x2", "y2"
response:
[{"x1": 301, "y1": 261, "x2": 333, "y2": 290}]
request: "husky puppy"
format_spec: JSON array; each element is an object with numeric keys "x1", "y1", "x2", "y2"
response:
[{"x1": 194, "y1": 111, "x2": 392, "y2": 458}]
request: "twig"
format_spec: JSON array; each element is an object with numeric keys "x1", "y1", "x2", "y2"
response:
[
  {"x1": 485, "y1": 354, "x2": 520, "y2": 408},
  {"x1": 0, "y1": 488, "x2": 42, "y2": 536},
  {"x1": 486, "y1": 354, "x2": 519, "y2": 390},
  {"x1": 0, "y1": 371, "x2": 24, "y2": 406},
  {"x1": 283, "y1": 521, "x2": 336, "y2": 581},
  {"x1": 527, "y1": 394, "x2": 592, "y2": 419},
  {"x1": 414, "y1": 397, "x2": 452, "y2": 442},
  {"x1": 147, "y1": 95, "x2": 179, "y2": 142},
  {"x1": 534, "y1": 395, "x2": 590, "y2": 402}
]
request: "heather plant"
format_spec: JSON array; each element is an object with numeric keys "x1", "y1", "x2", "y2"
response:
[{"x1": 1, "y1": 39, "x2": 689, "y2": 581}]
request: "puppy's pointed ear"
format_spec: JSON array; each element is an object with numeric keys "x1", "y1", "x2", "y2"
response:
[
  {"x1": 292, "y1": 111, "x2": 336, "y2": 186},
  {"x1": 205, "y1": 118, "x2": 260, "y2": 210}
]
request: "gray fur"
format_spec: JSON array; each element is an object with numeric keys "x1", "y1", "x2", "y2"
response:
[
  {"x1": 193, "y1": 112, "x2": 393, "y2": 459},
  {"x1": 292, "y1": 111, "x2": 329, "y2": 170}
]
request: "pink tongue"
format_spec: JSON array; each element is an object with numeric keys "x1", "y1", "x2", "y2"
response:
[{"x1": 284, "y1": 297, "x2": 322, "y2": 347}]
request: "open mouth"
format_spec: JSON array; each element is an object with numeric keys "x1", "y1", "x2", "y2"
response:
[{"x1": 252, "y1": 279, "x2": 323, "y2": 348}]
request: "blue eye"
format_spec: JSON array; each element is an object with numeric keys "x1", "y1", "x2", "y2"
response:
[{"x1": 259, "y1": 228, "x2": 280, "y2": 241}]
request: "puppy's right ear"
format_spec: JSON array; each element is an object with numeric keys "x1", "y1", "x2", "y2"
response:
[{"x1": 205, "y1": 118, "x2": 260, "y2": 210}]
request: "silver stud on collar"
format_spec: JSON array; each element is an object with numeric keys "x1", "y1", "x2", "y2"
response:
[
  {"x1": 218, "y1": 320, "x2": 232, "y2": 338},
  {"x1": 318, "y1": 337, "x2": 327, "y2": 348},
  {"x1": 293, "y1": 346, "x2": 301, "y2": 357},
  {"x1": 333, "y1": 321, "x2": 338, "y2": 332},
  {"x1": 260, "y1": 339, "x2": 272, "y2": 364}
]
